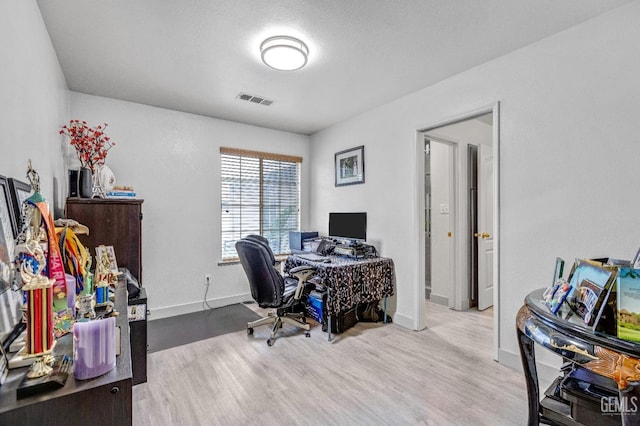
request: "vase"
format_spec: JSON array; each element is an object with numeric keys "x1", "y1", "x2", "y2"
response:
[{"x1": 79, "y1": 167, "x2": 93, "y2": 198}]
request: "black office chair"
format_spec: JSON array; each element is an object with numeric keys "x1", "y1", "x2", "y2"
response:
[
  {"x1": 235, "y1": 237, "x2": 316, "y2": 346},
  {"x1": 244, "y1": 234, "x2": 277, "y2": 266}
]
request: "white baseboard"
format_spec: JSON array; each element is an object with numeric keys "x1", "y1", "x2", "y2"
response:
[
  {"x1": 498, "y1": 348, "x2": 561, "y2": 385},
  {"x1": 393, "y1": 312, "x2": 415, "y2": 330},
  {"x1": 149, "y1": 292, "x2": 252, "y2": 320},
  {"x1": 429, "y1": 294, "x2": 448, "y2": 306}
]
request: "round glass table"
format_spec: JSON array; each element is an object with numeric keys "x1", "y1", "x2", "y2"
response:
[{"x1": 517, "y1": 288, "x2": 640, "y2": 425}]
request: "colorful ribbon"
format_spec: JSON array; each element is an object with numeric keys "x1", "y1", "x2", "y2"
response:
[{"x1": 26, "y1": 197, "x2": 67, "y2": 312}]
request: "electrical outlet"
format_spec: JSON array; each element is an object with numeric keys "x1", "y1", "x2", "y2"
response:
[{"x1": 204, "y1": 274, "x2": 212, "y2": 285}]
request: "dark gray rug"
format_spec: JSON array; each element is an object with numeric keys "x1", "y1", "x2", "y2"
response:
[{"x1": 148, "y1": 303, "x2": 261, "y2": 353}]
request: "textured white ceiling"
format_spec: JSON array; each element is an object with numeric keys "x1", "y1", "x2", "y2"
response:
[{"x1": 37, "y1": 0, "x2": 631, "y2": 135}]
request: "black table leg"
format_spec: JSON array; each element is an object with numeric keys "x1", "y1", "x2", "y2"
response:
[
  {"x1": 517, "y1": 327, "x2": 540, "y2": 426},
  {"x1": 327, "y1": 287, "x2": 332, "y2": 342}
]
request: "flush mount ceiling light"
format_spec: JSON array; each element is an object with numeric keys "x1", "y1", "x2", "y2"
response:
[{"x1": 260, "y1": 36, "x2": 309, "y2": 71}]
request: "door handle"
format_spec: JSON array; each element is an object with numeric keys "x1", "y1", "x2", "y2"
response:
[{"x1": 474, "y1": 232, "x2": 490, "y2": 238}]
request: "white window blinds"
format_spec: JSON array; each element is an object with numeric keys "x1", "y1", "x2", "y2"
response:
[{"x1": 220, "y1": 147, "x2": 302, "y2": 260}]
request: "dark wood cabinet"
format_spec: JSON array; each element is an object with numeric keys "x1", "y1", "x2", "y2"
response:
[
  {"x1": 65, "y1": 198, "x2": 148, "y2": 386},
  {"x1": 65, "y1": 198, "x2": 144, "y2": 283}
]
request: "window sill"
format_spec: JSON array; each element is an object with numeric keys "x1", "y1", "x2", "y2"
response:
[{"x1": 218, "y1": 253, "x2": 290, "y2": 267}]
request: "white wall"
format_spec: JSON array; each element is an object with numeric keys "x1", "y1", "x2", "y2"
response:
[
  {"x1": 0, "y1": 0, "x2": 68, "y2": 213},
  {"x1": 70, "y1": 93, "x2": 311, "y2": 318},
  {"x1": 310, "y1": 2, "x2": 640, "y2": 371},
  {"x1": 0, "y1": 0, "x2": 311, "y2": 322}
]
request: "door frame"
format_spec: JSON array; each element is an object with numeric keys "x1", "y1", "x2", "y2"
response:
[{"x1": 414, "y1": 102, "x2": 500, "y2": 360}]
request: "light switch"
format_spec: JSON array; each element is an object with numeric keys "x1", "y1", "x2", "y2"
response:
[{"x1": 439, "y1": 204, "x2": 449, "y2": 214}]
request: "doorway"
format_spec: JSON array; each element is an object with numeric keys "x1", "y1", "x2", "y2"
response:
[
  {"x1": 423, "y1": 138, "x2": 456, "y2": 307},
  {"x1": 416, "y1": 104, "x2": 499, "y2": 358}
]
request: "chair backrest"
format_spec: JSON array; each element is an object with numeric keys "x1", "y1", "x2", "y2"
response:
[
  {"x1": 244, "y1": 234, "x2": 276, "y2": 265},
  {"x1": 235, "y1": 238, "x2": 284, "y2": 308}
]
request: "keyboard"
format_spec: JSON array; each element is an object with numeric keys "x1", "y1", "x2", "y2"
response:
[{"x1": 297, "y1": 253, "x2": 328, "y2": 262}]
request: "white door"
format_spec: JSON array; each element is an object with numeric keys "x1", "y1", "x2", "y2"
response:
[{"x1": 477, "y1": 144, "x2": 494, "y2": 310}]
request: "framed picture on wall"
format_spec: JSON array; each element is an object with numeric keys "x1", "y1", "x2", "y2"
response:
[
  {"x1": 335, "y1": 145, "x2": 365, "y2": 187},
  {"x1": 7, "y1": 178, "x2": 32, "y2": 236}
]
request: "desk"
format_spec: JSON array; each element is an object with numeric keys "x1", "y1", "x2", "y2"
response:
[
  {"x1": 284, "y1": 254, "x2": 394, "y2": 327},
  {"x1": 517, "y1": 288, "x2": 640, "y2": 425},
  {"x1": 0, "y1": 279, "x2": 133, "y2": 425}
]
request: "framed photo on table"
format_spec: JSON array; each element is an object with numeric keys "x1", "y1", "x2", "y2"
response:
[
  {"x1": 0, "y1": 175, "x2": 16, "y2": 294},
  {"x1": 0, "y1": 339, "x2": 7, "y2": 385},
  {"x1": 8, "y1": 178, "x2": 32, "y2": 236},
  {"x1": 632, "y1": 245, "x2": 640, "y2": 269},
  {"x1": 335, "y1": 145, "x2": 365, "y2": 187},
  {"x1": 568, "y1": 259, "x2": 616, "y2": 327}
]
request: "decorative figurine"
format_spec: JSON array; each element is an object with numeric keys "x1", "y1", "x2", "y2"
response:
[
  {"x1": 94, "y1": 250, "x2": 113, "y2": 306},
  {"x1": 22, "y1": 161, "x2": 68, "y2": 313},
  {"x1": 76, "y1": 293, "x2": 96, "y2": 320},
  {"x1": 20, "y1": 239, "x2": 55, "y2": 356},
  {"x1": 26, "y1": 357, "x2": 53, "y2": 379},
  {"x1": 77, "y1": 251, "x2": 96, "y2": 319},
  {"x1": 16, "y1": 161, "x2": 73, "y2": 339},
  {"x1": 83, "y1": 253, "x2": 94, "y2": 296}
]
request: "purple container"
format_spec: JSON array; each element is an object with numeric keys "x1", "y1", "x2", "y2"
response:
[{"x1": 73, "y1": 317, "x2": 116, "y2": 380}]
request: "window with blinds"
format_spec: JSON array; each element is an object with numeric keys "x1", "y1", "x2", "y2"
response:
[{"x1": 220, "y1": 147, "x2": 302, "y2": 260}]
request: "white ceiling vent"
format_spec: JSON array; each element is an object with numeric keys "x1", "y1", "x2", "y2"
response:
[{"x1": 236, "y1": 92, "x2": 274, "y2": 106}]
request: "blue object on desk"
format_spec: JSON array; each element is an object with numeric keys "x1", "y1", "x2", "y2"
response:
[{"x1": 289, "y1": 231, "x2": 319, "y2": 252}]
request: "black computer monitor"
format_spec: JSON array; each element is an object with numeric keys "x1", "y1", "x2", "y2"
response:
[{"x1": 329, "y1": 212, "x2": 366, "y2": 242}]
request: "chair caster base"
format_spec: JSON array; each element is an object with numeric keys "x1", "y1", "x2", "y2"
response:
[
  {"x1": 305, "y1": 332, "x2": 311, "y2": 338},
  {"x1": 247, "y1": 327, "x2": 254, "y2": 336},
  {"x1": 267, "y1": 338, "x2": 274, "y2": 346}
]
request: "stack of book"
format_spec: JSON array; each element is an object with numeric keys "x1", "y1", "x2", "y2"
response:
[{"x1": 106, "y1": 185, "x2": 136, "y2": 199}]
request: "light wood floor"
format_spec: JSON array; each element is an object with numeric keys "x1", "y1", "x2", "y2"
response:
[{"x1": 132, "y1": 301, "x2": 528, "y2": 425}]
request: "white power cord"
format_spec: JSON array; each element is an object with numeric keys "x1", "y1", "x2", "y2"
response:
[{"x1": 202, "y1": 275, "x2": 214, "y2": 310}]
